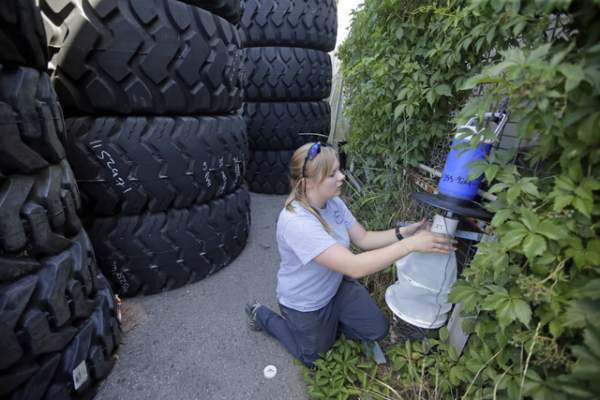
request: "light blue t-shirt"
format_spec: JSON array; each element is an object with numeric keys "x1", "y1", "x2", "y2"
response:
[{"x1": 276, "y1": 196, "x2": 357, "y2": 312}]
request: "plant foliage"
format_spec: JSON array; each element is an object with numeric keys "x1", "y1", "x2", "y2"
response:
[{"x1": 302, "y1": 0, "x2": 600, "y2": 399}]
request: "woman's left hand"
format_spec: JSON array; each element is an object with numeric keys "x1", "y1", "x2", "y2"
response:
[{"x1": 401, "y1": 218, "x2": 430, "y2": 237}]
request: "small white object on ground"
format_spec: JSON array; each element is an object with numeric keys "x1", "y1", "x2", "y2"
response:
[{"x1": 263, "y1": 365, "x2": 277, "y2": 379}]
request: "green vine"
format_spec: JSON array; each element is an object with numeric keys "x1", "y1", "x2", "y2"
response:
[{"x1": 302, "y1": 0, "x2": 600, "y2": 399}]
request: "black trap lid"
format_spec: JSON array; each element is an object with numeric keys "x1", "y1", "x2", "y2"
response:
[{"x1": 412, "y1": 192, "x2": 492, "y2": 221}]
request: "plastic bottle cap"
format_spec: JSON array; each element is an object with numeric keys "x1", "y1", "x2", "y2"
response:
[{"x1": 263, "y1": 365, "x2": 277, "y2": 379}]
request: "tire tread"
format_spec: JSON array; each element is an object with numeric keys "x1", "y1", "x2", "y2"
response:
[
  {"x1": 243, "y1": 47, "x2": 331, "y2": 102},
  {"x1": 244, "y1": 101, "x2": 330, "y2": 150},
  {"x1": 0, "y1": 66, "x2": 66, "y2": 174},
  {"x1": 65, "y1": 115, "x2": 248, "y2": 216},
  {"x1": 240, "y1": 0, "x2": 337, "y2": 51},
  {"x1": 41, "y1": 0, "x2": 243, "y2": 115},
  {"x1": 87, "y1": 187, "x2": 251, "y2": 296},
  {"x1": 246, "y1": 150, "x2": 292, "y2": 194}
]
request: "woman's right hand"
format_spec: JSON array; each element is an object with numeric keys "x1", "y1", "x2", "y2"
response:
[{"x1": 405, "y1": 230, "x2": 456, "y2": 253}]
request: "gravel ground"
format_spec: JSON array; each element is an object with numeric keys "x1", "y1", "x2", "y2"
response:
[{"x1": 95, "y1": 193, "x2": 308, "y2": 400}]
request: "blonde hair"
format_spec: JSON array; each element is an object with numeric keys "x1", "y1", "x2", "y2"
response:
[{"x1": 285, "y1": 142, "x2": 339, "y2": 233}]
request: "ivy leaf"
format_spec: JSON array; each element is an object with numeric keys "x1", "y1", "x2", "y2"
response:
[
  {"x1": 522, "y1": 370, "x2": 548, "y2": 399},
  {"x1": 513, "y1": 299, "x2": 532, "y2": 326},
  {"x1": 501, "y1": 222, "x2": 528, "y2": 249},
  {"x1": 435, "y1": 84, "x2": 452, "y2": 97},
  {"x1": 550, "y1": 45, "x2": 572, "y2": 67},
  {"x1": 395, "y1": 27, "x2": 404, "y2": 40},
  {"x1": 554, "y1": 377, "x2": 596, "y2": 399},
  {"x1": 578, "y1": 280, "x2": 600, "y2": 300},
  {"x1": 449, "y1": 365, "x2": 468, "y2": 385},
  {"x1": 553, "y1": 194, "x2": 574, "y2": 212},
  {"x1": 513, "y1": 20, "x2": 527, "y2": 36},
  {"x1": 582, "y1": 177, "x2": 600, "y2": 191},
  {"x1": 550, "y1": 317, "x2": 566, "y2": 338},
  {"x1": 483, "y1": 292, "x2": 529, "y2": 328},
  {"x1": 497, "y1": 166, "x2": 519, "y2": 184},
  {"x1": 426, "y1": 89, "x2": 436, "y2": 106},
  {"x1": 520, "y1": 207, "x2": 539, "y2": 231},
  {"x1": 493, "y1": 253, "x2": 510, "y2": 284},
  {"x1": 573, "y1": 196, "x2": 593, "y2": 218},
  {"x1": 460, "y1": 75, "x2": 483, "y2": 90},
  {"x1": 507, "y1": 185, "x2": 521, "y2": 204},
  {"x1": 570, "y1": 323, "x2": 600, "y2": 382},
  {"x1": 523, "y1": 234, "x2": 547, "y2": 260},
  {"x1": 566, "y1": 237, "x2": 587, "y2": 268},
  {"x1": 496, "y1": 296, "x2": 532, "y2": 328},
  {"x1": 575, "y1": 182, "x2": 595, "y2": 202},
  {"x1": 585, "y1": 239, "x2": 600, "y2": 265},
  {"x1": 565, "y1": 299, "x2": 600, "y2": 328},
  {"x1": 481, "y1": 292, "x2": 508, "y2": 311},
  {"x1": 536, "y1": 220, "x2": 569, "y2": 241},
  {"x1": 489, "y1": 182, "x2": 510, "y2": 194},
  {"x1": 536, "y1": 252, "x2": 556, "y2": 266},
  {"x1": 521, "y1": 179, "x2": 541, "y2": 198},
  {"x1": 492, "y1": 209, "x2": 513, "y2": 227},
  {"x1": 448, "y1": 345, "x2": 459, "y2": 361},
  {"x1": 449, "y1": 281, "x2": 480, "y2": 311},
  {"x1": 467, "y1": 159, "x2": 488, "y2": 180},
  {"x1": 528, "y1": 43, "x2": 552, "y2": 61},
  {"x1": 577, "y1": 112, "x2": 600, "y2": 145},
  {"x1": 484, "y1": 164, "x2": 500, "y2": 182},
  {"x1": 555, "y1": 175, "x2": 576, "y2": 192},
  {"x1": 559, "y1": 63, "x2": 585, "y2": 92},
  {"x1": 394, "y1": 104, "x2": 404, "y2": 119},
  {"x1": 439, "y1": 327, "x2": 449, "y2": 342},
  {"x1": 568, "y1": 163, "x2": 584, "y2": 183}
]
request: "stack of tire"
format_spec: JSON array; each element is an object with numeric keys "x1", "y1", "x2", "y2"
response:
[
  {"x1": 240, "y1": 0, "x2": 337, "y2": 194},
  {"x1": 39, "y1": 0, "x2": 251, "y2": 298},
  {"x1": 0, "y1": 1, "x2": 121, "y2": 398}
]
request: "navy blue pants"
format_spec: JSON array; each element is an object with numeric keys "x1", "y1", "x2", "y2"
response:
[{"x1": 255, "y1": 278, "x2": 389, "y2": 367}]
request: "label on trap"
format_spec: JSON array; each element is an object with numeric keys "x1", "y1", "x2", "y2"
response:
[{"x1": 73, "y1": 361, "x2": 89, "y2": 390}]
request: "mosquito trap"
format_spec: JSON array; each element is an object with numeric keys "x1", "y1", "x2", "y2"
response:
[{"x1": 385, "y1": 104, "x2": 509, "y2": 334}]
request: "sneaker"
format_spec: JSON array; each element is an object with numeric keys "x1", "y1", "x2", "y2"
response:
[{"x1": 245, "y1": 302, "x2": 263, "y2": 331}]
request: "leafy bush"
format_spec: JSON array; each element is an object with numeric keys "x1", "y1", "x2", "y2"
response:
[
  {"x1": 303, "y1": 0, "x2": 600, "y2": 399},
  {"x1": 337, "y1": 0, "x2": 551, "y2": 174}
]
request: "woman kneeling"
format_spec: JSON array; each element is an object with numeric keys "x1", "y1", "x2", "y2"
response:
[{"x1": 246, "y1": 142, "x2": 454, "y2": 367}]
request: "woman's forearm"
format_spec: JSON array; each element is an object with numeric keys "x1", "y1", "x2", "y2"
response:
[
  {"x1": 348, "y1": 239, "x2": 414, "y2": 278},
  {"x1": 316, "y1": 230, "x2": 454, "y2": 279},
  {"x1": 315, "y1": 239, "x2": 414, "y2": 279},
  {"x1": 355, "y1": 228, "x2": 397, "y2": 250},
  {"x1": 354, "y1": 226, "x2": 413, "y2": 251}
]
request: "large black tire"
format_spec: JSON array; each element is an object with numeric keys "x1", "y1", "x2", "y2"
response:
[
  {"x1": 243, "y1": 47, "x2": 331, "y2": 101},
  {"x1": 246, "y1": 149, "x2": 292, "y2": 194},
  {"x1": 0, "y1": 231, "x2": 121, "y2": 398},
  {"x1": 244, "y1": 101, "x2": 330, "y2": 151},
  {"x1": 65, "y1": 115, "x2": 248, "y2": 216},
  {"x1": 0, "y1": 65, "x2": 66, "y2": 175},
  {"x1": 178, "y1": 0, "x2": 241, "y2": 24},
  {"x1": 87, "y1": 187, "x2": 251, "y2": 297},
  {"x1": 39, "y1": 276, "x2": 121, "y2": 399},
  {"x1": 0, "y1": 0, "x2": 48, "y2": 70},
  {"x1": 239, "y1": 0, "x2": 337, "y2": 52},
  {"x1": 40, "y1": 0, "x2": 243, "y2": 116},
  {"x1": 0, "y1": 161, "x2": 82, "y2": 276}
]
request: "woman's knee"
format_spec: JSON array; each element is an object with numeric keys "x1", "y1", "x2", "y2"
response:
[
  {"x1": 373, "y1": 316, "x2": 390, "y2": 340},
  {"x1": 299, "y1": 351, "x2": 320, "y2": 368},
  {"x1": 297, "y1": 333, "x2": 335, "y2": 366},
  {"x1": 361, "y1": 312, "x2": 389, "y2": 341}
]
